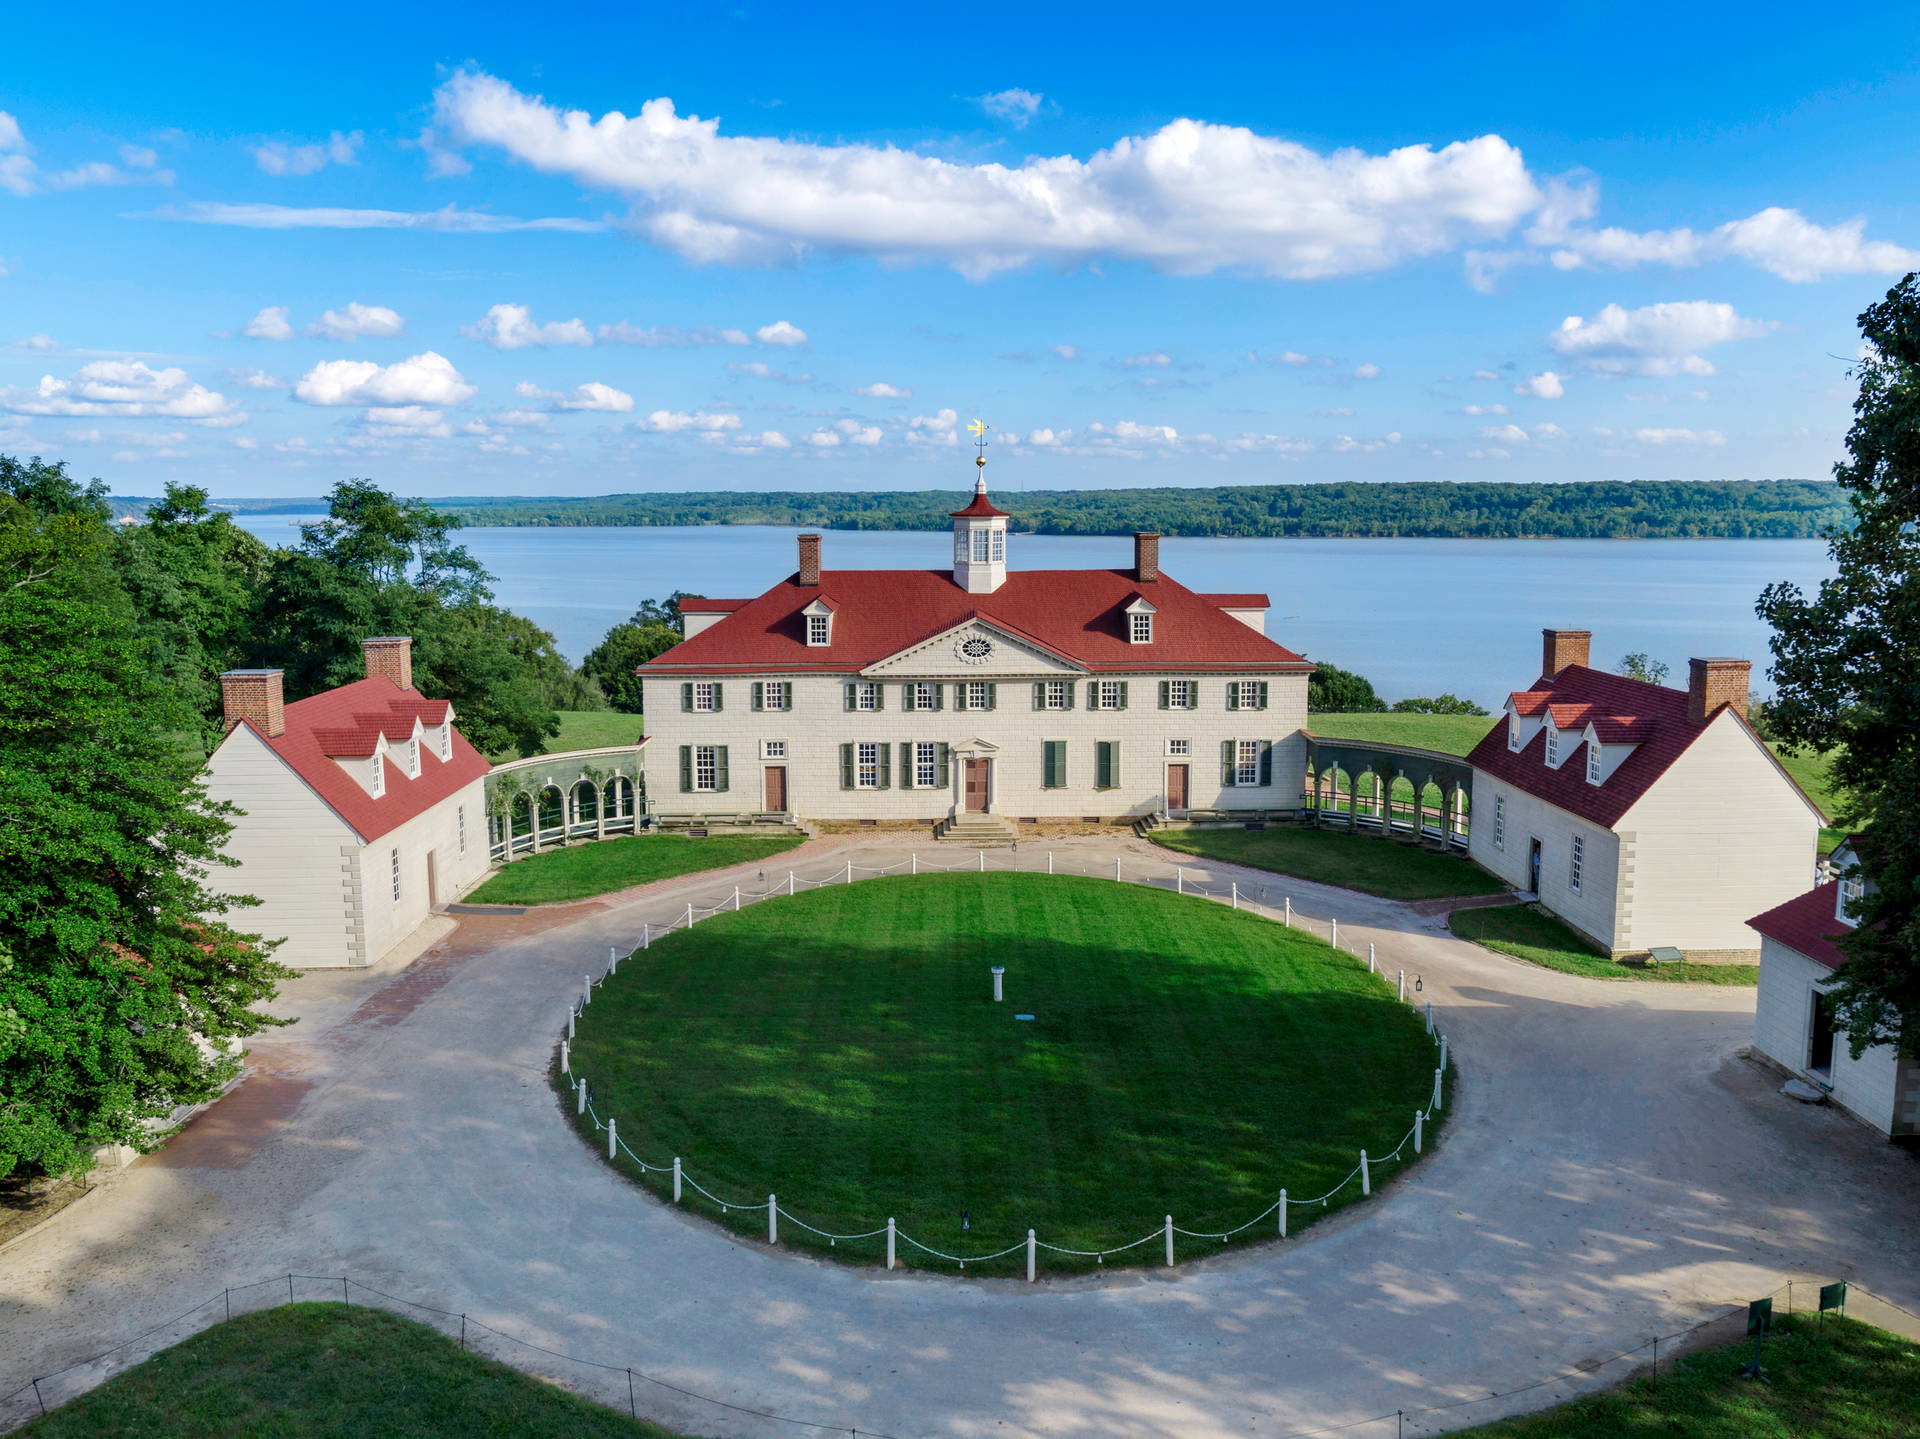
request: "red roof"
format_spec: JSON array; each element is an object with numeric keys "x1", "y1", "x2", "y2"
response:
[
  {"x1": 642, "y1": 568, "x2": 1313, "y2": 675},
  {"x1": 1201, "y1": 593, "x2": 1271, "y2": 608},
  {"x1": 235, "y1": 676, "x2": 491, "y2": 842},
  {"x1": 681, "y1": 597, "x2": 749, "y2": 613},
  {"x1": 950, "y1": 491, "x2": 1009, "y2": 518},
  {"x1": 1750, "y1": 883, "x2": 1851, "y2": 969},
  {"x1": 1466, "y1": 664, "x2": 1817, "y2": 830}
]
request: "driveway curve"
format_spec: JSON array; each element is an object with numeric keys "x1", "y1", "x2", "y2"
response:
[{"x1": 4, "y1": 835, "x2": 1917, "y2": 1438}]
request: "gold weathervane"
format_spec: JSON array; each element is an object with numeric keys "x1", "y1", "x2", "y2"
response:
[{"x1": 968, "y1": 418, "x2": 990, "y2": 469}]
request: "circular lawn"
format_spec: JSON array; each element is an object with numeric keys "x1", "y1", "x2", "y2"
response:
[{"x1": 565, "y1": 873, "x2": 1444, "y2": 1271}]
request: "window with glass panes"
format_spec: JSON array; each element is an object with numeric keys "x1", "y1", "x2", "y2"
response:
[
  {"x1": 1043, "y1": 680, "x2": 1069, "y2": 710},
  {"x1": 1493, "y1": 795, "x2": 1506, "y2": 848},
  {"x1": 390, "y1": 848, "x2": 401, "y2": 901},
  {"x1": 807, "y1": 614, "x2": 829, "y2": 645},
  {"x1": 857, "y1": 741, "x2": 881, "y2": 787},
  {"x1": 1167, "y1": 679, "x2": 1192, "y2": 709},
  {"x1": 1129, "y1": 612, "x2": 1153, "y2": 643},
  {"x1": 694, "y1": 745, "x2": 719, "y2": 791},
  {"x1": 1569, "y1": 834, "x2": 1584, "y2": 893},
  {"x1": 855, "y1": 682, "x2": 878, "y2": 711},
  {"x1": 911, "y1": 682, "x2": 938, "y2": 710},
  {"x1": 1545, "y1": 726, "x2": 1560, "y2": 765},
  {"x1": 693, "y1": 682, "x2": 717, "y2": 712},
  {"x1": 1235, "y1": 739, "x2": 1260, "y2": 786},
  {"x1": 961, "y1": 681, "x2": 989, "y2": 710},
  {"x1": 1095, "y1": 680, "x2": 1123, "y2": 710},
  {"x1": 1586, "y1": 743, "x2": 1601, "y2": 783},
  {"x1": 764, "y1": 682, "x2": 791, "y2": 711},
  {"x1": 915, "y1": 742, "x2": 937, "y2": 788}
]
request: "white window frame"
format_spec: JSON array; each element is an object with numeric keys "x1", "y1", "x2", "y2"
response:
[
  {"x1": 439, "y1": 726, "x2": 451, "y2": 761},
  {"x1": 762, "y1": 739, "x2": 788, "y2": 760},
  {"x1": 1167, "y1": 737, "x2": 1191, "y2": 757},
  {"x1": 854, "y1": 681, "x2": 879, "y2": 712},
  {"x1": 1095, "y1": 680, "x2": 1123, "y2": 711},
  {"x1": 693, "y1": 745, "x2": 720, "y2": 792},
  {"x1": 961, "y1": 681, "x2": 989, "y2": 711},
  {"x1": 1569, "y1": 834, "x2": 1585, "y2": 894},
  {"x1": 970, "y1": 528, "x2": 991, "y2": 563},
  {"x1": 457, "y1": 805, "x2": 467, "y2": 854},
  {"x1": 905, "y1": 681, "x2": 932, "y2": 710},
  {"x1": 1041, "y1": 680, "x2": 1068, "y2": 710},
  {"x1": 806, "y1": 614, "x2": 830, "y2": 646},
  {"x1": 1167, "y1": 679, "x2": 1192, "y2": 710},
  {"x1": 1129, "y1": 612, "x2": 1153, "y2": 644},
  {"x1": 1544, "y1": 725, "x2": 1560, "y2": 766},
  {"x1": 1586, "y1": 743, "x2": 1602, "y2": 785},
  {"x1": 990, "y1": 528, "x2": 1005, "y2": 562},
  {"x1": 1838, "y1": 875, "x2": 1864, "y2": 927},
  {"x1": 692, "y1": 682, "x2": 718, "y2": 713},
  {"x1": 763, "y1": 681, "x2": 792, "y2": 711},
  {"x1": 390, "y1": 848, "x2": 401, "y2": 902},
  {"x1": 856, "y1": 741, "x2": 881, "y2": 789},
  {"x1": 1493, "y1": 795, "x2": 1506, "y2": 849},
  {"x1": 1235, "y1": 739, "x2": 1260, "y2": 787},
  {"x1": 370, "y1": 756, "x2": 385, "y2": 797},
  {"x1": 915, "y1": 741, "x2": 937, "y2": 789},
  {"x1": 408, "y1": 736, "x2": 420, "y2": 775}
]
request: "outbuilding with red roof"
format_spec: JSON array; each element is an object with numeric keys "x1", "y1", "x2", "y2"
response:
[{"x1": 203, "y1": 637, "x2": 493, "y2": 968}]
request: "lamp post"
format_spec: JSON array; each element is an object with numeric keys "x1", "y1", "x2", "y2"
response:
[{"x1": 991, "y1": 966, "x2": 1005, "y2": 1002}]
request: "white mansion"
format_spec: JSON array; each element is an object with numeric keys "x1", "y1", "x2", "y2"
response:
[{"x1": 642, "y1": 475, "x2": 1315, "y2": 829}]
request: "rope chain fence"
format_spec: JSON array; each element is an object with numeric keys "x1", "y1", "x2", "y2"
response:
[{"x1": 565, "y1": 846, "x2": 1452, "y2": 1275}]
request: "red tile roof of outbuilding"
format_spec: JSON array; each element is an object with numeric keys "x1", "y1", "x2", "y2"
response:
[
  {"x1": 680, "y1": 598, "x2": 749, "y2": 613},
  {"x1": 234, "y1": 676, "x2": 490, "y2": 842},
  {"x1": 1749, "y1": 883, "x2": 1851, "y2": 970},
  {"x1": 1199, "y1": 593, "x2": 1272, "y2": 608},
  {"x1": 642, "y1": 569, "x2": 1312, "y2": 675}
]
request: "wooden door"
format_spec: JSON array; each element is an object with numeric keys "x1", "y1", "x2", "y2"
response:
[
  {"x1": 764, "y1": 765, "x2": 788, "y2": 812},
  {"x1": 1166, "y1": 763, "x2": 1189, "y2": 811},
  {"x1": 964, "y1": 758, "x2": 990, "y2": 811}
]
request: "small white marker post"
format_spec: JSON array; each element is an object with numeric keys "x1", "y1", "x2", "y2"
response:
[
  {"x1": 686, "y1": 902, "x2": 694, "y2": 929},
  {"x1": 1284, "y1": 897, "x2": 1291, "y2": 927},
  {"x1": 1278, "y1": 1190, "x2": 1288, "y2": 1238},
  {"x1": 1369, "y1": 943, "x2": 1376, "y2": 974},
  {"x1": 733, "y1": 885, "x2": 741, "y2": 911},
  {"x1": 1176, "y1": 868, "x2": 1184, "y2": 895},
  {"x1": 1397, "y1": 969, "x2": 1406, "y2": 1002},
  {"x1": 1439, "y1": 1035, "x2": 1449, "y2": 1070},
  {"x1": 991, "y1": 966, "x2": 1005, "y2": 1003},
  {"x1": 567, "y1": 1008, "x2": 575, "y2": 1040},
  {"x1": 1330, "y1": 918, "x2": 1338, "y2": 951},
  {"x1": 911, "y1": 853, "x2": 918, "y2": 875},
  {"x1": 1116, "y1": 857, "x2": 1123, "y2": 882},
  {"x1": 584, "y1": 976, "x2": 592, "y2": 1007},
  {"x1": 642, "y1": 922, "x2": 650, "y2": 950},
  {"x1": 789, "y1": 870, "x2": 796, "y2": 896},
  {"x1": 560, "y1": 1039, "x2": 569, "y2": 1075},
  {"x1": 1426, "y1": 1000, "x2": 1434, "y2": 1035},
  {"x1": 609, "y1": 945, "x2": 618, "y2": 976},
  {"x1": 886, "y1": 1218, "x2": 897, "y2": 1270},
  {"x1": 1360, "y1": 1149, "x2": 1371, "y2": 1196},
  {"x1": 608, "y1": 1117, "x2": 617, "y2": 1160},
  {"x1": 1231, "y1": 881, "x2": 1238, "y2": 910},
  {"x1": 769, "y1": 1195, "x2": 778, "y2": 1245},
  {"x1": 1414, "y1": 1110, "x2": 1424, "y2": 1154},
  {"x1": 1027, "y1": 1229, "x2": 1036, "y2": 1283},
  {"x1": 1164, "y1": 1215, "x2": 1174, "y2": 1267},
  {"x1": 1047, "y1": 851, "x2": 1054, "y2": 875},
  {"x1": 1433, "y1": 1068, "x2": 1444, "y2": 1109},
  {"x1": 672, "y1": 1158, "x2": 682, "y2": 1203},
  {"x1": 576, "y1": 1078, "x2": 586, "y2": 1115}
]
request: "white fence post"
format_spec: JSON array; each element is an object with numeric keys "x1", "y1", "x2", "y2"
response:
[
  {"x1": 1439, "y1": 1035, "x2": 1449, "y2": 1070},
  {"x1": 886, "y1": 1217, "x2": 897, "y2": 1270},
  {"x1": 642, "y1": 922, "x2": 650, "y2": 950},
  {"x1": 1027, "y1": 1229, "x2": 1036, "y2": 1283},
  {"x1": 1278, "y1": 1189, "x2": 1288, "y2": 1238},
  {"x1": 584, "y1": 975, "x2": 592, "y2": 1007},
  {"x1": 1397, "y1": 969, "x2": 1406, "y2": 1002},
  {"x1": 1330, "y1": 919, "x2": 1338, "y2": 950},
  {"x1": 1368, "y1": 943, "x2": 1375, "y2": 973},
  {"x1": 609, "y1": 1117, "x2": 617, "y2": 1161},
  {"x1": 1176, "y1": 868, "x2": 1184, "y2": 895},
  {"x1": 1284, "y1": 897, "x2": 1291, "y2": 927},
  {"x1": 769, "y1": 1195, "x2": 778, "y2": 1245},
  {"x1": 1360, "y1": 1149, "x2": 1371, "y2": 1196},
  {"x1": 686, "y1": 902, "x2": 695, "y2": 928},
  {"x1": 734, "y1": 885, "x2": 742, "y2": 911},
  {"x1": 567, "y1": 1008, "x2": 575, "y2": 1040},
  {"x1": 1414, "y1": 1110, "x2": 1424, "y2": 1154},
  {"x1": 672, "y1": 1157, "x2": 682, "y2": 1203},
  {"x1": 609, "y1": 945, "x2": 618, "y2": 976},
  {"x1": 1116, "y1": 857, "x2": 1123, "y2": 882},
  {"x1": 979, "y1": 848, "x2": 985, "y2": 872},
  {"x1": 789, "y1": 870, "x2": 796, "y2": 896},
  {"x1": 1426, "y1": 1000, "x2": 1433, "y2": 1035},
  {"x1": 1232, "y1": 881, "x2": 1238, "y2": 910},
  {"x1": 1047, "y1": 851, "x2": 1053, "y2": 875},
  {"x1": 1164, "y1": 1215, "x2": 1174, "y2": 1267},
  {"x1": 576, "y1": 1077, "x2": 585, "y2": 1115},
  {"x1": 1433, "y1": 1067, "x2": 1444, "y2": 1110},
  {"x1": 560, "y1": 1039, "x2": 569, "y2": 1075},
  {"x1": 911, "y1": 853, "x2": 918, "y2": 875},
  {"x1": 846, "y1": 859, "x2": 853, "y2": 884}
]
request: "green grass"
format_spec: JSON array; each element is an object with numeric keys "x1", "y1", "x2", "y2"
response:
[
  {"x1": 569, "y1": 873, "x2": 1445, "y2": 1272},
  {"x1": 19, "y1": 1302, "x2": 680, "y2": 1439},
  {"x1": 465, "y1": 833, "x2": 804, "y2": 905},
  {"x1": 1309, "y1": 711, "x2": 1497, "y2": 756},
  {"x1": 1449, "y1": 904, "x2": 1760, "y2": 984},
  {"x1": 488, "y1": 710, "x2": 643, "y2": 762},
  {"x1": 1456, "y1": 1315, "x2": 1920, "y2": 1439},
  {"x1": 1151, "y1": 825, "x2": 1507, "y2": 901}
]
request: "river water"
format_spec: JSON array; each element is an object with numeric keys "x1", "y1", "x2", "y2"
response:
[{"x1": 237, "y1": 516, "x2": 1835, "y2": 708}]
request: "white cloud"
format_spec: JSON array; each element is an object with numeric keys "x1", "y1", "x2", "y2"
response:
[
  {"x1": 307, "y1": 302, "x2": 406, "y2": 341},
  {"x1": 148, "y1": 201, "x2": 609, "y2": 233},
  {"x1": 229, "y1": 366, "x2": 288, "y2": 390},
  {"x1": 1460, "y1": 403, "x2": 1508, "y2": 416},
  {"x1": 1052, "y1": 344, "x2": 1078, "y2": 361},
  {"x1": 1533, "y1": 422, "x2": 1566, "y2": 439},
  {"x1": 1123, "y1": 350, "x2": 1172, "y2": 368},
  {"x1": 1027, "y1": 427, "x2": 1061, "y2": 446},
  {"x1": 1549, "y1": 301, "x2": 1772, "y2": 377},
  {"x1": 1466, "y1": 447, "x2": 1511, "y2": 460},
  {"x1": 242, "y1": 306, "x2": 295, "y2": 341},
  {"x1": 1634, "y1": 427, "x2": 1726, "y2": 446},
  {"x1": 1331, "y1": 432, "x2": 1402, "y2": 452},
  {"x1": 1472, "y1": 369, "x2": 1499, "y2": 380},
  {"x1": 294, "y1": 350, "x2": 476, "y2": 407},
  {"x1": 833, "y1": 417, "x2": 883, "y2": 445},
  {"x1": 637, "y1": 409, "x2": 742, "y2": 432},
  {"x1": 853, "y1": 381, "x2": 911, "y2": 399},
  {"x1": 1353, "y1": 361, "x2": 1381, "y2": 380},
  {"x1": 806, "y1": 429, "x2": 841, "y2": 447},
  {"x1": 430, "y1": 70, "x2": 1543, "y2": 281},
  {"x1": 12, "y1": 333, "x2": 59, "y2": 352},
  {"x1": 46, "y1": 147, "x2": 173, "y2": 190},
  {"x1": 462, "y1": 302, "x2": 592, "y2": 349},
  {"x1": 363, "y1": 405, "x2": 449, "y2": 435},
  {"x1": 1479, "y1": 423, "x2": 1530, "y2": 444},
  {"x1": 975, "y1": 89, "x2": 1043, "y2": 128},
  {"x1": 1515, "y1": 370, "x2": 1564, "y2": 398},
  {"x1": 755, "y1": 320, "x2": 807, "y2": 346},
  {"x1": 233, "y1": 436, "x2": 258, "y2": 449},
  {"x1": 731, "y1": 361, "x2": 773, "y2": 377},
  {"x1": 1224, "y1": 432, "x2": 1313, "y2": 453},
  {"x1": 253, "y1": 131, "x2": 363, "y2": 176},
  {"x1": 906, "y1": 408, "x2": 959, "y2": 445},
  {"x1": 598, "y1": 321, "x2": 751, "y2": 346},
  {"x1": 1315, "y1": 406, "x2": 1356, "y2": 418},
  {"x1": 2, "y1": 359, "x2": 238, "y2": 423},
  {"x1": 554, "y1": 380, "x2": 633, "y2": 412}
]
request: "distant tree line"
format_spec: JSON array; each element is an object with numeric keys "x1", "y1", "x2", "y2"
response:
[{"x1": 422, "y1": 480, "x2": 1849, "y2": 540}]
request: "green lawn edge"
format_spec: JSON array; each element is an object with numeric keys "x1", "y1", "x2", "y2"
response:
[
  {"x1": 563, "y1": 871, "x2": 1450, "y2": 1273},
  {"x1": 1150, "y1": 825, "x2": 1507, "y2": 901},
  {"x1": 465, "y1": 833, "x2": 805, "y2": 906},
  {"x1": 1449, "y1": 904, "x2": 1759, "y2": 985}
]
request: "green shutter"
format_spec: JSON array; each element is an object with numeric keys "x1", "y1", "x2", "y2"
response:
[
  {"x1": 712, "y1": 683, "x2": 724, "y2": 713},
  {"x1": 1095, "y1": 740, "x2": 1113, "y2": 789},
  {"x1": 844, "y1": 685, "x2": 856, "y2": 712},
  {"x1": 1226, "y1": 682, "x2": 1239, "y2": 712},
  {"x1": 751, "y1": 682, "x2": 764, "y2": 711},
  {"x1": 878, "y1": 743, "x2": 891, "y2": 789},
  {"x1": 1158, "y1": 681, "x2": 1169, "y2": 710},
  {"x1": 1117, "y1": 681, "x2": 1129, "y2": 710},
  {"x1": 873, "y1": 683, "x2": 885, "y2": 711},
  {"x1": 840, "y1": 743, "x2": 855, "y2": 789},
  {"x1": 900, "y1": 742, "x2": 915, "y2": 788},
  {"x1": 903, "y1": 685, "x2": 917, "y2": 712},
  {"x1": 1257, "y1": 681, "x2": 1270, "y2": 710},
  {"x1": 714, "y1": 746, "x2": 729, "y2": 792},
  {"x1": 1043, "y1": 740, "x2": 1066, "y2": 789},
  {"x1": 1259, "y1": 741, "x2": 1274, "y2": 786},
  {"x1": 1188, "y1": 683, "x2": 1200, "y2": 711},
  {"x1": 937, "y1": 743, "x2": 951, "y2": 786},
  {"x1": 1221, "y1": 739, "x2": 1236, "y2": 788},
  {"x1": 681, "y1": 682, "x2": 693, "y2": 713},
  {"x1": 1034, "y1": 682, "x2": 1046, "y2": 711},
  {"x1": 679, "y1": 745, "x2": 692, "y2": 792},
  {"x1": 933, "y1": 683, "x2": 945, "y2": 711},
  {"x1": 986, "y1": 683, "x2": 997, "y2": 711},
  {"x1": 1065, "y1": 680, "x2": 1077, "y2": 710}
]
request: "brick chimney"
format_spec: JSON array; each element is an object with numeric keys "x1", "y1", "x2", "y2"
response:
[
  {"x1": 797, "y1": 533, "x2": 822, "y2": 587},
  {"x1": 1688, "y1": 657, "x2": 1750, "y2": 724},
  {"x1": 1541, "y1": 628, "x2": 1591, "y2": 679},
  {"x1": 363, "y1": 636, "x2": 413, "y2": 691},
  {"x1": 1134, "y1": 532, "x2": 1160, "y2": 584},
  {"x1": 220, "y1": 669, "x2": 285, "y2": 737}
]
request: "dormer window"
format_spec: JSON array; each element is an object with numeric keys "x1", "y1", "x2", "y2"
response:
[
  {"x1": 1838, "y1": 873, "x2": 1864, "y2": 927},
  {"x1": 1544, "y1": 726, "x2": 1560, "y2": 766},
  {"x1": 439, "y1": 725, "x2": 451, "y2": 761},
  {"x1": 1508, "y1": 716, "x2": 1523, "y2": 751},
  {"x1": 1130, "y1": 612, "x2": 1153, "y2": 644},
  {"x1": 370, "y1": 756, "x2": 385, "y2": 797},
  {"x1": 1586, "y1": 744, "x2": 1602, "y2": 785},
  {"x1": 807, "y1": 614, "x2": 829, "y2": 645},
  {"x1": 408, "y1": 736, "x2": 419, "y2": 776}
]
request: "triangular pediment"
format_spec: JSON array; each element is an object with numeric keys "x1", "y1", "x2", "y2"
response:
[{"x1": 863, "y1": 618, "x2": 1086, "y2": 677}]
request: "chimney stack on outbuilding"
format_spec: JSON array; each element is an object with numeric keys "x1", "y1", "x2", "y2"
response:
[
  {"x1": 362, "y1": 636, "x2": 414, "y2": 691},
  {"x1": 1688, "y1": 657, "x2": 1751, "y2": 725},
  {"x1": 1134, "y1": 532, "x2": 1160, "y2": 584},
  {"x1": 1541, "y1": 628, "x2": 1591, "y2": 679},
  {"x1": 797, "y1": 533, "x2": 822, "y2": 587},
  {"x1": 220, "y1": 669, "x2": 285, "y2": 737}
]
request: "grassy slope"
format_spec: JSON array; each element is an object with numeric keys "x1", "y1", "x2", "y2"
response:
[
  {"x1": 569, "y1": 873, "x2": 1443, "y2": 1270},
  {"x1": 465, "y1": 834, "x2": 804, "y2": 905},
  {"x1": 1450, "y1": 904, "x2": 1759, "y2": 985},
  {"x1": 1151, "y1": 826, "x2": 1506, "y2": 901},
  {"x1": 490, "y1": 710, "x2": 644, "y2": 762},
  {"x1": 20, "y1": 1303, "x2": 678, "y2": 1439},
  {"x1": 1457, "y1": 1315, "x2": 1920, "y2": 1439}
]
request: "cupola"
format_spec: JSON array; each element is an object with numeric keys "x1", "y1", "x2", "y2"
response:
[{"x1": 950, "y1": 470, "x2": 1009, "y2": 594}]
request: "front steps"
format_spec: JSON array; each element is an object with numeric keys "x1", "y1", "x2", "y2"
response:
[{"x1": 934, "y1": 812, "x2": 1021, "y2": 844}]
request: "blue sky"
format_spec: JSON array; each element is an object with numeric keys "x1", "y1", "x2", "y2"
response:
[{"x1": 4, "y1": 1, "x2": 1918, "y2": 498}]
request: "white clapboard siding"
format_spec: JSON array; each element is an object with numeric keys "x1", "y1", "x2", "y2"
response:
[
  {"x1": 356, "y1": 776, "x2": 491, "y2": 966},
  {"x1": 1755, "y1": 934, "x2": 1902, "y2": 1135},
  {"x1": 1465, "y1": 778, "x2": 1622, "y2": 951}
]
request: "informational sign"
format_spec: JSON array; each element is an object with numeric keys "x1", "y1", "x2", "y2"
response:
[
  {"x1": 1746, "y1": 1297, "x2": 1774, "y2": 1336},
  {"x1": 1820, "y1": 1281, "x2": 1848, "y2": 1314}
]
